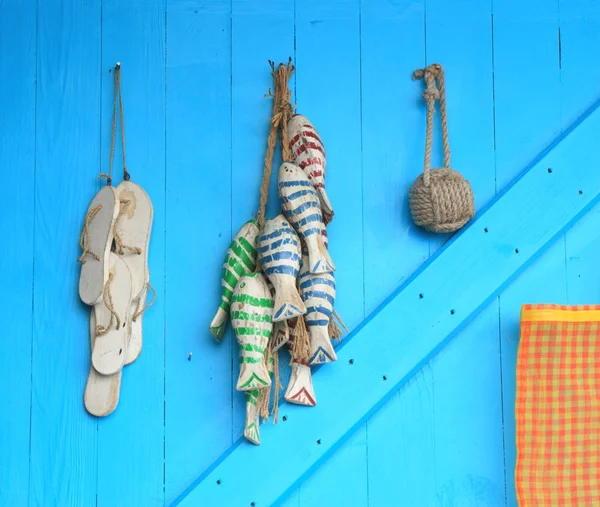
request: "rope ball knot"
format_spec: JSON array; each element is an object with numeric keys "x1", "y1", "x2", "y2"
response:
[
  {"x1": 409, "y1": 63, "x2": 475, "y2": 233},
  {"x1": 409, "y1": 168, "x2": 474, "y2": 233}
]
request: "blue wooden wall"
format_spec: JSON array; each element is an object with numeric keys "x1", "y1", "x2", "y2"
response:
[{"x1": 2, "y1": 0, "x2": 600, "y2": 505}]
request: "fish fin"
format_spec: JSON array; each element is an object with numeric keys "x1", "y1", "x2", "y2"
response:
[
  {"x1": 317, "y1": 188, "x2": 334, "y2": 225},
  {"x1": 309, "y1": 233, "x2": 336, "y2": 274},
  {"x1": 237, "y1": 364, "x2": 271, "y2": 391},
  {"x1": 273, "y1": 288, "x2": 307, "y2": 322},
  {"x1": 309, "y1": 327, "x2": 338, "y2": 365},
  {"x1": 285, "y1": 363, "x2": 316, "y2": 406},
  {"x1": 209, "y1": 307, "x2": 228, "y2": 342}
]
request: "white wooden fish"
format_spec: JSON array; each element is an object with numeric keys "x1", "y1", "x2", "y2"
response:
[
  {"x1": 210, "y1": 220, "x2": 260, "y2": 341},
  {"x1": 257, "y1": 215, "x2": 306, "y2": 322},
  {"x1": 230, "y1": 272, "x2": 273, "y2": 391},
  {"x1": 298, "y1": 254, "x2": 337, "y2": 365},
  {"x1": 288, "y1": 114, "x2": 334, "y2": 223},
  {"x1": 278, "y1": 162, "x2": 335, "y2": 275}
]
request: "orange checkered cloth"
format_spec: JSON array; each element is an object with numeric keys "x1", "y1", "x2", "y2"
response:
[{"x1": 516, "y1": 304, "x2": 600, "y2": 506}]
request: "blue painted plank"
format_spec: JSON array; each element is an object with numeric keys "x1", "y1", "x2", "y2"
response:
[
  {"x1": 172, "y1": 94, "x2": 600, "y2": 507},
  {"x1": 164, "y1": 0, "x2": 232, "y2": 502},
  {"x1": 293, "y1": 0, "x2": 366, "y2": 505},
  {"x1": 230, "y1": 0, "x2": 295, "y2": 446},
  {"x1": 492, "y1": 2, "x2": 562, "y2": 504},
  {"x1": 559, "y1": 0, "x2": 600, "y2": 128},
  {"x1": 97, "y1": 2, "x2": 166, "y2": 506},
  {"x1": 423, "y1": 1, "x2": 504, "y2": 503},
  {"x1": 366, "y1": 0, "x2": 503, "y2": 503},
  {"x1": 0, "y1": 1, "x2": 36, "y2": 505},
  {"x1": 29, "y1": 1, "x2": 101, "y2": 505},
  {"x1": 368, "y1": 367, "x2": 437, "y2": 507},
  {"x1": 360, "y1": 0, "x2": 429, "y2": 504}
]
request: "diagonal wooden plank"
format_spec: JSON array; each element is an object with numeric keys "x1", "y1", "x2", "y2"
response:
[{"x1": 171, "y1": 97, "x2": 600, "y2": 507}]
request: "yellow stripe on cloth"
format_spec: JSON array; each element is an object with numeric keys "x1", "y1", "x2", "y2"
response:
[{"x1": 521, "y1": 305, "x2": 600, "y2": 323}]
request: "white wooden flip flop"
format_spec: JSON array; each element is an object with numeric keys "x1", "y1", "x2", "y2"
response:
[
  {"x1": 84, "y1": 309, "x2": 121, "y2": 417},
  {"x1": 78, "y1": 186, "x2": 119, "y2": 306},
  {"x1": 92, "y1": 252, "x2": 133, "y2": 375},
  {"x1": 114, "y1": 181, "x2": 153, "y2": 301},
  {"x1": 125, "y1": 283, "x2": 153, "y2": 365}
]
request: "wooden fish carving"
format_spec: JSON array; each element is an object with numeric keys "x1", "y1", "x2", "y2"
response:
[
  {"x1": 230, "y1": 272, "x2": 273, "y2": 391},
  {"x1": 257, "y1": 215, "x2": 306, "y2": 322},
  {"x1": 288, "y1": 114, "x2": 334, "y2": 224},
  {"x1": 298, "y1": 254, "x2": 337, "y2": 365},
  {"x1": 210, "y1": 220, "x2": 259, "y2": 341},
  {"x1": 278, "y1": 162, "x2": 335, "y2": 275}
]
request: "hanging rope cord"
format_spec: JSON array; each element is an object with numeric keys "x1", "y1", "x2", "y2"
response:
[
  {"x1": 100, "y1": 63, "x2": 131, "y2": 186},
  {"x1": 256, "y1": 59, "x2": 295, "y2": 229},
  {"x1": 254, "y1": 60, "x2": 295, "y2": 424},
  {"x1": 412, "y1": 63, "x2": 452, "y2": 187}
]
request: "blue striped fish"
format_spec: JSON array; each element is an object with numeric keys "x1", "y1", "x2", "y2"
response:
[
  {"x1": 278, "y1": 162, "x2": 335, "y2": 275},
  {"x1": 298, "y1": 253, "x2": 337, "y2": 365},
  {"x1": 257, "y1": 215, "x2": 306, "y2": 322}
]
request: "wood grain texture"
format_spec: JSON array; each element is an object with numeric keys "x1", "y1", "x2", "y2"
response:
[
  {"x1": 230, "y1": 0, "x2": 295, "y2": 448},
  {"x1": 164, "y1": 0, "x2": 232, "y2": 502},
  {"x1": 0, "y1": 1, "x2": 36, "y2": 505},
  {"x1": 173, "y1": 97, "x2": 600, "y2": 506},
  {"x1": 95, "y1": 3, "x2": 166, "y2": 506},
  {"x1": 293, "y1": 0, "x2": 366, "y2": 503},
  {"x1": 2, "y1": 1, "x2": 600, "y2": 505},
  {"x1": 492, "y1": 2, "x2": 563, "y2": 504},
  {"x1": 29, "y1": 1, "x2": 101, "y2": 505}
]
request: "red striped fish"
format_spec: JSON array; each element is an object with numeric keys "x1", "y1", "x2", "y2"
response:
[{"x1": 288, "y1": 114, "x2": 334, "y2": 224}]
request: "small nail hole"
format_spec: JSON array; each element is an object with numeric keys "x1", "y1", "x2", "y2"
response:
[
  {"x1": 548, "y1": 168, "x2": 552, "y2": 173},
  {"x1": 282, "y1": 416, "x2": 287, "y2": 421},
  {"x1": 383, "y1": 375, "x2": 387, "y2": 381},
  {"x1": 317, "y1": 439, "x2": 321, "y2": 445},
  {"x1": 349, "y1": 359, "x2": 354, "y2": 365},
  {"x1": 579, "y1": 190, "x2": 583, "y2": 195},
  {"x1": 515, "y1": 248, "x2": 519, "y2": 254},
  {"x1": 450, "y1": 309, "x2": 455, "y2": 315},
  {"x1": 251, "y1": 503, "x2": 256, "y2": 507},
  {"x1": 419, "y1": 293, "x2": 424, "y2": 299},
  {"x1": 217, "y1": 480, "x2": 221, "y2": 485},
  {"x1": 484, "y1": 227, "x2": 488, "y2": 233},
  {"x1": 119, "y1": 348, "x2": 123, "y2": 355}
]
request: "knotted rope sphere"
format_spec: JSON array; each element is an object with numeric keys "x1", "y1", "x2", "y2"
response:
[
  {"x1": 410, "y1": 63, "x2": 474, "y2": 233},
  {"x1": 409, "y1": 167, "x2": 474, "y2": 233}
]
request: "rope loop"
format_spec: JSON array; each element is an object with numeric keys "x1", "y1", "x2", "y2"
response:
[{"x1": 413, "y1": 63, "x2": 452, "y2": 186}]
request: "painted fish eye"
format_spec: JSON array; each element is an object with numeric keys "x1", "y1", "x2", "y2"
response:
[{"x1": 240, "y1": 282, "x2": 246, "y2": 288}]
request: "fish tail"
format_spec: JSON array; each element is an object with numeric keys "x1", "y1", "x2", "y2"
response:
[
  {"x1": 308, "y1": 233, "x2": 336, "y2": 274},
  {"x1": 237, "y1": 359, "x2": 271, "y2": 391},
  {"x1": 273, "y1": 287, "x2": 307, "y2": 322},
  {"x1": 285, "y1": 363, "x2": 317, "y2": 406},
  {"x1": 309, "y1": 326, "x2": 338, "y2": 365},
  {"x1": 244, "y1": 390, "x2": 261, "y2": 445},
  {"x1": 209, "y1": 306, "x2": 228, "y2": 342}
]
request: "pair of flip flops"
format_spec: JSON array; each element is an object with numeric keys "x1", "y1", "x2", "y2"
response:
[{"x1": 78, "y1": 180, "x2": 153, "y2": 417}]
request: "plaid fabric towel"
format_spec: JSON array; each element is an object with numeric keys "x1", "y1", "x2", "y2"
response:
[{"x1": 516, "y1": 304, "x2": 600, "y2": 506}]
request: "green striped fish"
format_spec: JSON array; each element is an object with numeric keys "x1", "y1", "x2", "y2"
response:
[
  {"x1": 231, "y1": 272, "x2": 274, "y2": 391},
  {"x1": 210, "y1": 219, "x2": 259, "y2": 341}
]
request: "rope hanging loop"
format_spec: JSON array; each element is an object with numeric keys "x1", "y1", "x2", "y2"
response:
[{"x1": 408, "y1": 63, "x2": 474, "y2": 233}]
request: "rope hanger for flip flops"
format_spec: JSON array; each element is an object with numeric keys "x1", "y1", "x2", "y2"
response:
[
  {"x1": 409, "y1": 63, "x2": 474, "y2": 233},
  {"x1": 100, "y1": 62, "x2": 131, "y2": 187}
]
